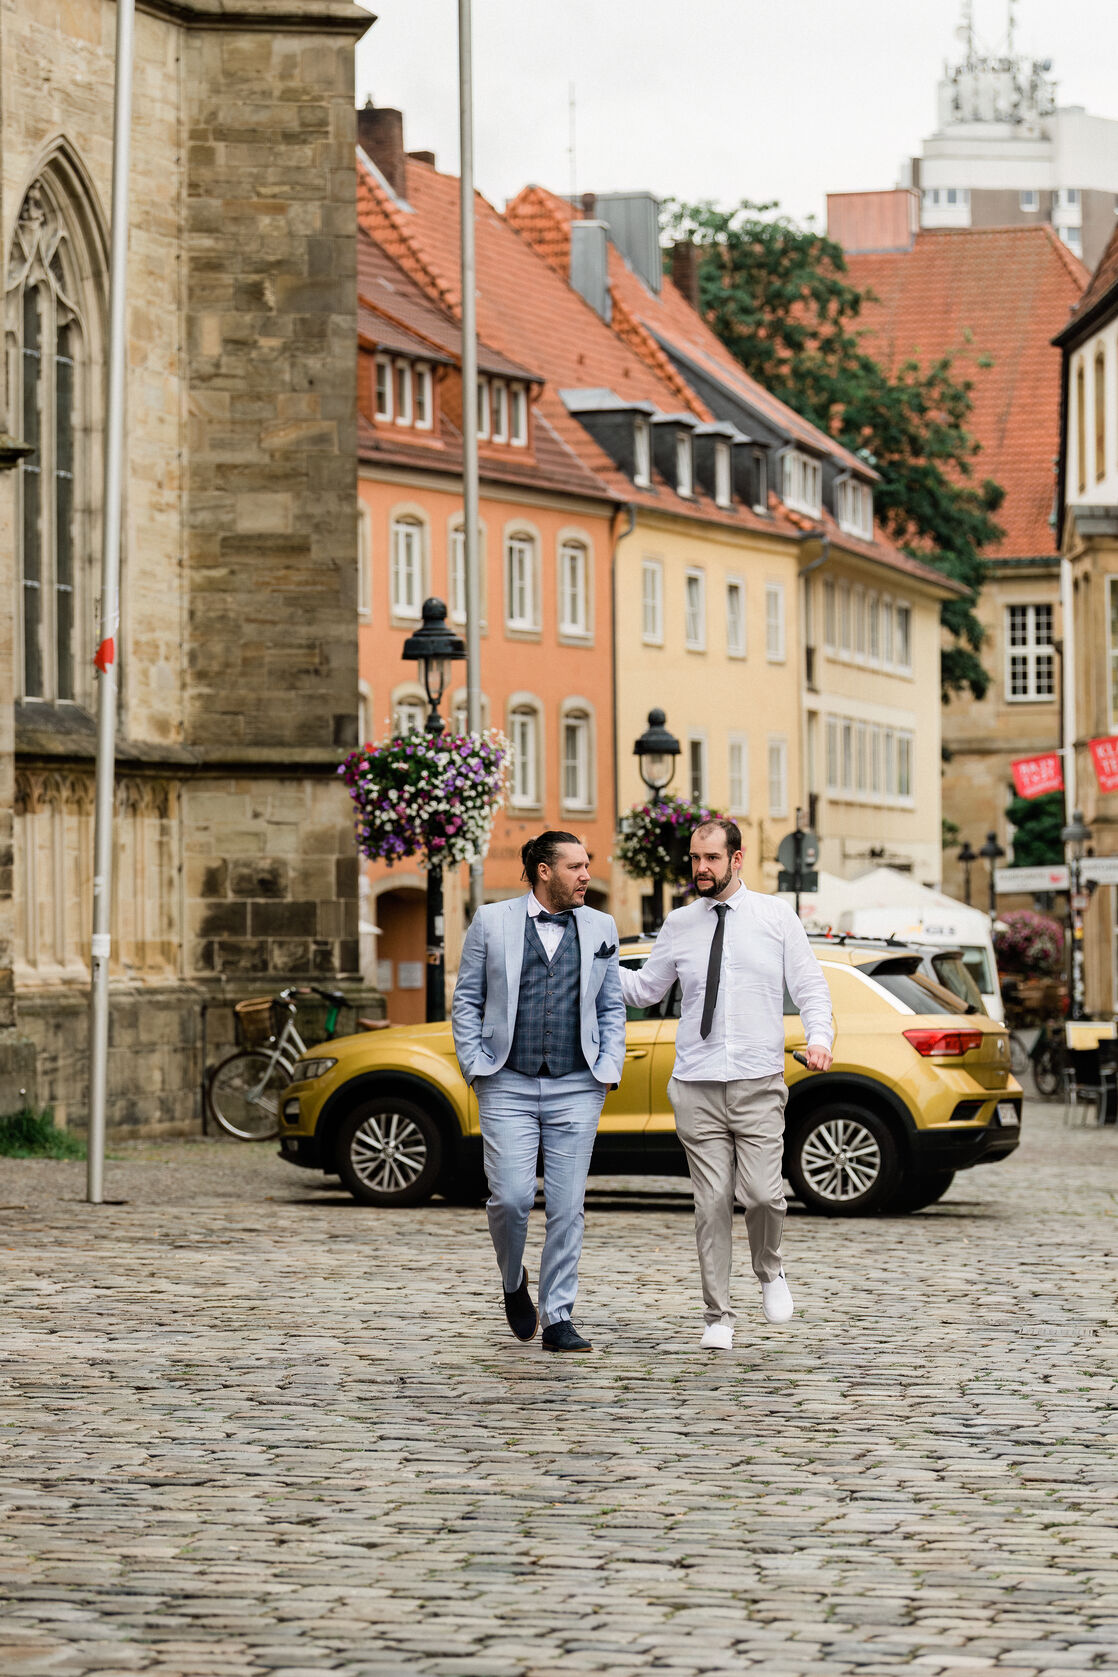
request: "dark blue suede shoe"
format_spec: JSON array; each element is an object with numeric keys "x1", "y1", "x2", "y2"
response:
[
  {"x1": 503, "y1": 1269, "x2": 539, "y2": 1342},
  {"x1": 541, "y1": 1319, "x2": 592, "y2": 1352}
]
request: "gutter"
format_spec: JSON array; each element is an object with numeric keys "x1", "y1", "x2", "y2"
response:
[{"x1": 610, "y1": 501, "x2": 637, "y2": 832}]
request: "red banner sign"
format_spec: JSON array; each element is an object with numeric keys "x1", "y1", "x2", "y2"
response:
[
  {"x1": 1011, "y1": 753, "x2": 1064, "y2": 800},
  {"x1": 1089, "y1": 735, "x2": 1118, "y2": 793}
]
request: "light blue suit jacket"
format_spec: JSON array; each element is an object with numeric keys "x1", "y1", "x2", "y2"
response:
[{"x1": 451, "y1": 894, "x2": 626, "y2": 1086}]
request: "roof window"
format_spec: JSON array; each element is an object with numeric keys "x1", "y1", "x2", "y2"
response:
[{"x1": 781, "y1": 449, "x2": 822, "y2": 517}]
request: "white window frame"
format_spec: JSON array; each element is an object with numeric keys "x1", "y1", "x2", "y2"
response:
[
  {"x1": 765, "y1": 582, "x2": 786, "y2": 663},
  {"x1": 414, "y1": 363, "x2": 433, "y2": 430},
  {"x1": 394, "y1": 359, "x2": 412, "y2": 427},
  {"x1": 688, "y1": 733, "x2": 708, "y2": 804},
  {"x1": 357, "y1": 500, "x2": 372, "y2": 618},
  {"x1": 505, "y1": 532, "x2": 538, "y2": 632},
  {"x1": 838, "y1": 580, "x2": 852, "y2": 655},
  {"x1": 641, "y1": 559, "x2": 663, "y2": 646},
  {"x1": 558, "y1": 539, "x2": 591, "y2": 639},
  {"x1": 767, "y1": 736, "x2": 789, "y2": 819},
  {"x1": 357, "y1": 679, "x2": 370, "y2": 746},
  {"x1": 726, "y1": 576, "x2": 746, "y2": 659},
  {"x1": 781, "y1": 449, "x2": 822, "y2": 516},
  {"x1": 633, "y1": 417, "x2": 651, "y2": 487},
  {"x1": 894, "y1": 602, "x2": 913, "y2": 671},
  {"x1": 684, "y1": 568, "x2": 706, "y2": 651},
  {"x1": 389, "y1": 516, "x2": 425, "y2": 620},
  {"x1": 510, "y1": 383, "x2": 527, "y2": 446},
  {"x1": 375, "y1": 354, "x2": 392, "y2": 420},
  {"x1": 395, "y1": 695, "x2": 427, "y2": 736},
  {"x1": 836, "y1": 477, "x2": 874, "y2": 539},
  {"x1": 852, "y1": 585, "x2": 867, "y2": 661},
  {"x1": 823, "y1": 578, "x2": 837, "y2": 651},
  {"x1": 448, "y1": 523, "x2": 466, "y2": 624},
  {"x1": 867, "y1": 592, "x2": 881, "y2": 664},
  {"x1": 1020, "y1": 188, "x2": 1039, "y2": 212},
  {"x1": 508, "y1": 702, "x2": 542, "y2": 808},
  {"x1": 477, "y1": 376, "x2": 490, "y2": 441},
  {"x1": 1005, "y1": 603, "x2": 1056, "y2": 703},
  {"x1": 561, "y1": 706, "x2": 593, "y2": 811},
  {"x1": 714, "y1": 441, "x2": 732, "y2": 509},
  {"x1": 675, "y1": 430, "x2": 693, "y2": 497},
  {"x1": 728, "y1": 733, "x2": 750, "y2": 815},
  {"x1": 491, "y1": 379, "x2": 509, "y2": 443}
]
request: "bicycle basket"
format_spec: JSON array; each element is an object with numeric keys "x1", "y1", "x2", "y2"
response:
[{"x1": 233, "y1": 997, "x2": 280, "y2": 1048}]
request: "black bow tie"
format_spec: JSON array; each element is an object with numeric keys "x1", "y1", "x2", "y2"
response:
[{"x1": 536, "y1": 910, "x2": 572, "y2": 926}]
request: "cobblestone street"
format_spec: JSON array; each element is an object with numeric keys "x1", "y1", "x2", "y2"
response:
[{"x1": 2, "y1": 1101, "x2": 1117, "y2": 1677}]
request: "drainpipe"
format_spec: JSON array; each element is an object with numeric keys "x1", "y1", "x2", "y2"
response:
[
  {"x1": 797, "y1": 531, "x2": 830, "y2": 835},
  {"x1": 610, "y1": 502, "x2": 636, "y2": 829}
]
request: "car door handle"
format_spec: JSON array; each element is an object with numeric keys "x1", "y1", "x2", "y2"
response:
[{"x1": 625, "y1": 1049, "x2": 649, "y2": 1059}]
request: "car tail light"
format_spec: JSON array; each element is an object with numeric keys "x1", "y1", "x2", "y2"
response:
[{"x1": 903, "y1": 1027, "x2": 984, "y2": 1057}]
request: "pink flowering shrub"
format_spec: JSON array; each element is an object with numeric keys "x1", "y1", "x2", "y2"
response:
[
  {"x1": 338, "y1": 728, "x2": 509, "y2": 867},
  {"x1": 616, "y1": 794, "x2": 724, "y2": 884},
  {"x1": 994, "y1": 911, "x2": 1064, "y2": 977}
]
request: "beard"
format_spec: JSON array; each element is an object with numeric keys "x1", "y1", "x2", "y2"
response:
[{"x1": 693, "y1": 861, "x2": 734, "y2": 898}]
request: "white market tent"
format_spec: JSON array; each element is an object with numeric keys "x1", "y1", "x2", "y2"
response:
[{"x1": 784, "y1": 866, "x2": 994, "y2": 942}]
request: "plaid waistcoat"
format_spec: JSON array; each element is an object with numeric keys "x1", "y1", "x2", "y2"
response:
[{"x1": 507, "y1": 915, "x2": 588, "y2": 1077}]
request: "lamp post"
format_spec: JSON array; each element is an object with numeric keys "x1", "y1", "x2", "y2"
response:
[
  {"x1": 1060, "y1": 807, "x2": 1092, "y2": 1021},
  {"x1": 978, "y1": 831, "x2": 1005, "y2": 920},
  {"x1": 402, "y1": 598, "x2": 466, "y2": 1022},
  {"x1": 633, "y1": 708, "x2": 681, "y2": 932},
  {"x1": 958, "y1": 839, "x2": 977, "y2": 908}
]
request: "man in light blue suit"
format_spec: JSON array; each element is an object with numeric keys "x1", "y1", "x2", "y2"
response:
[{"x1": 452, "y1": 831, "x2": 625, "y2": 1352}]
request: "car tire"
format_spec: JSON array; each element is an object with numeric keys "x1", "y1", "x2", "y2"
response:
[
  {"x1": 335, "y1": 1097, "x2": 444, "y2": 1207},
  {"x1": 884, "y1": 1169, "x2": 956, "y2": 1214},
  {"x1": 786, "y1": 1102, "x2": 900, "y2": 1216}
]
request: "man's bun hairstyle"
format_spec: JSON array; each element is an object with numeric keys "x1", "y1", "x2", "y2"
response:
[{"x1": 521, "y1": 830, "x2": 582, "y2": 884}]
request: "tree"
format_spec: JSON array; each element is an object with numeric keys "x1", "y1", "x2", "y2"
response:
[
  {"x1": 666, "y1": 201, "x2": 1005, "y2": 699},
  {"x1": 1006, "y1": 792, "x2": 1065, "y2": 867}
]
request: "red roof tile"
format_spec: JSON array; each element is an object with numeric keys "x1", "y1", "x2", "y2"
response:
[
  {"x1": 842, "y1": 225, "x2": 1089, "y2": 559},
  {"x1": 1060, "y1": 223, "x2": 1118, "y2": 336}
]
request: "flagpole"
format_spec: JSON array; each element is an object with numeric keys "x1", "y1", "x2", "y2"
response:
[
  {"x1": 458, "y1": 0, "x2": 484, "y2": 921},
  {"x1": 87, "y1": 0, "x2": 136, "y2": 1204}
]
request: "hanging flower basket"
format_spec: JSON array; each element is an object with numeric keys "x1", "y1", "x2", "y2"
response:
[
  {"x1": 993, "y1": 911, "x2": 1064, "y2": 978},
  {"x1": 615, "y1": 793, "x2": 723, "y2": 885},
  {"x1": 338, "y1": 728, "x2": 510, "y2": 868}
]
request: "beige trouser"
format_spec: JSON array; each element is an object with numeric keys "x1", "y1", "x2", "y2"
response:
[{"x1": 669, "y1": 1074, "x2": 789, "y2": 1325}]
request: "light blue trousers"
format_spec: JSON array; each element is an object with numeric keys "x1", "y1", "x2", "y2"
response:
[{"x1": 474, "y1": 1066, "x2": 606, "y2": 1327}]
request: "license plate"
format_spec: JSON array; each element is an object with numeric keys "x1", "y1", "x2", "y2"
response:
[{"x1": 994, "y1": 1102, "x2": 1020, "y2": 1128}]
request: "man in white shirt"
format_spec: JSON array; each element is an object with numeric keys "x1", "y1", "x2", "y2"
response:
[{"x1": 619, "y1": 819, "x2": 833, "y2": 1349}]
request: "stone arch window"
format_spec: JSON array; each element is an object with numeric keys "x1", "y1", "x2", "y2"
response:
[{"x1": 7, "y1": 155, "x2": 106, "y2": 705}]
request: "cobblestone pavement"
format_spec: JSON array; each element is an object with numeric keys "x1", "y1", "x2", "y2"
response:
[{"x1": 2, "y1": 1101, "x2": 1118, "y2": 1677}]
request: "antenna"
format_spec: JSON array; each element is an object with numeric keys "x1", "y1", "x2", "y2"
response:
[
  {"x1": 1007, "y1": 0, "x2": 1017, "y2": 57},
  {"x1": 956, "y1": 0, "x2": 974, "y2": 56},
  {"x1": 568, "y1": 82, "x2": 577, "y2": 205}
]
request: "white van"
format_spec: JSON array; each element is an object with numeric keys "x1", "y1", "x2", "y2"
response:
[{"x1": 836, "y1": 903, "x2": 1004, "y2": 1022}]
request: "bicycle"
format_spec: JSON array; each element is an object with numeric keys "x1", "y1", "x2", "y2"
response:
[
  {"x1": 205, "y1": 986, "x2": 355, "y2": 1140},
  {"x1": 1031, "y1": 1019, "x2": 1067, "y2": 1100}
]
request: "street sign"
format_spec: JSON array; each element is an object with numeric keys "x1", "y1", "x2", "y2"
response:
[
  {"x1": 994, "y1": 864, "x2": 1069, "y2": 893},
  {"x1": 1082, "y1": 855, "x2": 1118, "y2": 886},
  {"x1": 779, "y1": 869, "x2": 818, "y2": 894},
  {"x1": 777, "y1": 828, "x2": 820, "y2": 873}
]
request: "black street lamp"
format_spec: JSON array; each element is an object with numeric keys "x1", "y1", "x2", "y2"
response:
[
  {"x1": 1060, "y1": 807, "x2": 1092, "y2": 1021},
  {"x1": 402, "y1": 597, "x2": 466, "y2": 1021},
  {"x1": 978, "y1": 830, "x2": 1005, "y2": 919},
  {"x1": 958, "y1": 839, "x2": 977, "y2": 908},
  {"x1": 633, "y1": 708, "x2": 681, "y2": 932}
]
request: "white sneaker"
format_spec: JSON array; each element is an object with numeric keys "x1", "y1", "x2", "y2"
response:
[
  {"x1": 761, "y1": 1271, "x2": 794, "y2": 1324},
  {"x1": 700, "y1": 1321, "x2": 734, "y2": 1350}
]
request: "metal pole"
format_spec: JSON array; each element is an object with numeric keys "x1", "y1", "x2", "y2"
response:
[
  {"x1": 458, "y1": 0, "x2": 483, "y2": 922},
  {"x1": 87, "y1": 0, "x2": 135, "y2": 1204},
  {"x1": 426, "y1": 863, "x2": 446, "y2": 1023}
]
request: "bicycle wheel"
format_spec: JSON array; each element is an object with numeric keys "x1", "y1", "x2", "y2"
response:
[
  {"x1": 206, "y1": 1049, "x2": 292, "y2": 1140},
  {"x1": 1033, "y1": 1043, "x2": 1062, "y2": 1100},
  {"x1": 1008, "y1": 1031, "x2": 1030, "y2": 1076}
]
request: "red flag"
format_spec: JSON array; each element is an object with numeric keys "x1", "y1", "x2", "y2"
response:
[
  {"x1": 1010, "y1": 753, "x2": 1064, "y2": 800},
  {"x1": 93, "y1": 637, "x2": 115, "y2": 674},
  {"x1": 1089, "y1": 735, "x2": 1118, "y2": 793}
]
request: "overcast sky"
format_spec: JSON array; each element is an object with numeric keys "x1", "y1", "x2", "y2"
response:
[{"x1": 354, "y1": 0, "x2": 1118, "y2": 224}]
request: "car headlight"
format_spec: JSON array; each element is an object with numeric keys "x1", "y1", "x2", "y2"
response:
[{"x1": 288, "y1": 1057, "x2": 337, "y2": 1085}]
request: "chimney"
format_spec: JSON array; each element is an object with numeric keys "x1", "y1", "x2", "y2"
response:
[
  {"x1": 670, "y1": 240, "x2": 700, "y2": 310},
  {"x1": 580, "y1": 192, "x2": 597, "y2": 219},
  {"x1": 570, "y1": 220, "x2": 612, "y2": 322},
  {"x1": 357, "y1": 100, "x2": 407, "y2": 200},
  {"x1": 409, "y1": 149, "x2": 436, "y2": 167},
  {"x1": 826, "y1": 188, "x2": 920, "y2": 254}
]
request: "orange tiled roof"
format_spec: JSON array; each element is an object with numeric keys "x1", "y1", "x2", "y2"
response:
[
  {"x1": 1059, "y1": 223, "x2": 1118, "y2": 337},
  {"x1": 842, "y1": 225, "x2": 1089, "y2": 560}
]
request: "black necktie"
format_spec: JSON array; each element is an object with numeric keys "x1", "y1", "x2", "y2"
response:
[
  {"x1": 536, "y1": 910, "x2": 571, "y2": 926},
  {"x1": 699, "y1": 903, "x2": 728, "y2": 1040}
]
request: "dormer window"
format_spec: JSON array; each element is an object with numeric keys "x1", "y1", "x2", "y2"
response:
[
  {"x1": 477, "y1": 377, "x2": 490, "y2": 440},
  {"x1": 675, "y1": 431, "x2": 693, "y2": 498},
  {"x1": 782, "y1": 449, "x2": 822, "y2": 517},
  {"x1": 510, "y1": 384, "x2": 527, "y2": 446},
  {"x1": 415, "y1": 364, "x2": 432, "y2": 430},
  {"x1": 633, "y1": 417, "x2": 651, "y2": 487},
  {"x1": 491, "y1": 380, "x2": 509, "y2": 443},
  {"x1": 394, "y1": 360, "x2": 412, "y2": 426},
  {"x1": 714, "y1": 441, "x2": 732, "y2": 509},
  {"x1": 836, "y1": 477, "x2": 874, "y2": 540},
  {"x1": 375, "y1": 355, "x2": 392, "y2": 420}
]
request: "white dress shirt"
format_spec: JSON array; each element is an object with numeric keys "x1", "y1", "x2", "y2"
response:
[
  {"x1": 527, "y1": 891, "x2": 567, "y2": 961},
  {"x1": 618, "y1": 884, "x2": 834, "y2": 1081}
]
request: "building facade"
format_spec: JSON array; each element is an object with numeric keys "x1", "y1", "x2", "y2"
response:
[{"x1": 1, "y1": 0, "x2": 371, "y2": 1131}]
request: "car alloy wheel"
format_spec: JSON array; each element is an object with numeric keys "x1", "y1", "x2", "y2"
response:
[
  {"x1": 788, "y1": 1102, "x2": 899, "y2": 1216},
  {"x1": 335, "y1": 1097, "x2": 444, "y2": 1207}
]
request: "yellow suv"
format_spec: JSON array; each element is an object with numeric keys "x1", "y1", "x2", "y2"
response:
[{"x1": 277, "y1": 934, "x2": 1021, "y2": 1216}]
